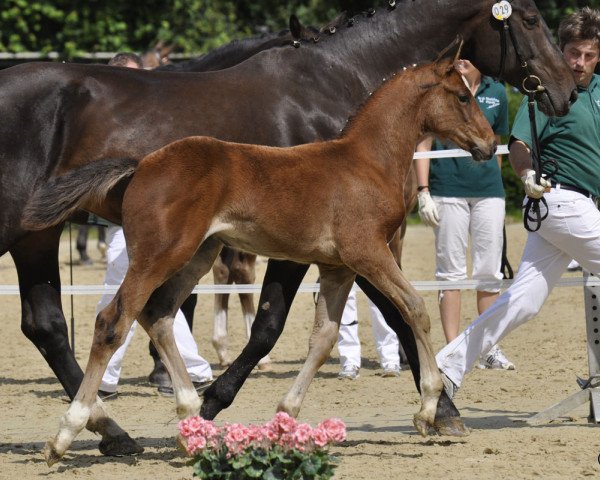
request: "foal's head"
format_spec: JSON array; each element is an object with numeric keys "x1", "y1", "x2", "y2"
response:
[{"x1": 418, "y1": 40, "x2": 496, "y2": 161}]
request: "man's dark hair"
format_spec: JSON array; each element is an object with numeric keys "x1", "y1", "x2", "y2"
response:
[
  {"x1": 558, "y1": 7, "x2": 600, "y2": 50},
  {"x1": 108, "y1": 52, "x2": 143, "y2": 68}
]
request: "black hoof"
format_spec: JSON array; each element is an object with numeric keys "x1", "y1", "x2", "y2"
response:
[
  {"x1": 99, "y1": 433, "x2": 144, "y2": 457},
  {"x1": 148, "y1": 361, "x2": 171, "y2": 388},
  {"x1": 433, "y1": 416, "x2": 470, "y2": 437}
]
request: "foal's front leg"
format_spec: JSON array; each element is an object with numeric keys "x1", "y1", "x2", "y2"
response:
[
  {"x1": 277, "y1": 265, "x2": 355, "y2": 417},
  {"x1": 346, "y1": 240, "x2": 443, "y2": 437}
]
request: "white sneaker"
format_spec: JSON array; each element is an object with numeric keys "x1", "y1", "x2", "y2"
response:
[
  {"x1": 338, "y1": 364, "x2": 360, "y2": 380},
  {"x1": 567, "y1": 259, "x2": 582, "y2": 272},
  {"x1": 478, "y1": 345, "x2": 515, "y2": 370},
  {"x1": 381, "y1": 364, "x2": 401, "y2": 378},
  {"x1": 440, "y1": 372, "x2": 459, "y2": 400}
]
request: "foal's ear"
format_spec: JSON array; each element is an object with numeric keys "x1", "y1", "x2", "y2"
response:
[{"x1": 434, "y1": 35, "x2": 464, "y2": 77}]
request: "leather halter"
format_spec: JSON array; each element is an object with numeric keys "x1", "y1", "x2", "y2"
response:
[{"x1": 494, "y1": 1, "x2": 557, "y2": 232}]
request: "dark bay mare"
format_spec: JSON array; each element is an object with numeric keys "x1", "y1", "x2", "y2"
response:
[
  {"x1": 0, "y1": 0, "x2": 575, "y2": 457},
  {"x1": 24, "y1": 45, "x2": 497, "y2": 465}
]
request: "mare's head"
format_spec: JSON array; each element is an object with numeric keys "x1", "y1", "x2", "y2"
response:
[
  {"x1": 466, "y1": 0, "x2": 576, "y2": 116},
  {"x1": 420, "y1": 38, "x2": 496, "y2": 161}
]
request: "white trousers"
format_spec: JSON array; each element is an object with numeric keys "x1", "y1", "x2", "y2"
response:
[
  {"x1": 437, "y1": 189, "x2": 600, "y2": 386},
  {"x1": 337, "y1": 290, "x2": 401, "y2": 369},
  {"x1": 99, "y1": 227, "x2": 212, "y2": 392},
  {"x1": 433, "y1": 196, "x2": 505, "y2": 291}
]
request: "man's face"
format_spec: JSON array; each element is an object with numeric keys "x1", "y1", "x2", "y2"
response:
[
  {"x1": 124, "y1": 60, "x2": 140, "y2": 69},
  {"x1": 563, "y1": 39, "x2": 600, "y2": 88}
]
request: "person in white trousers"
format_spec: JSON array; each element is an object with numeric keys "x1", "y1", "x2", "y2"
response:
[
  {"x1": 337, "y1": 290, "x2": 405, "y2": 379},
  {"x1": 436, "y1": 7, "x2": 600, "y2": 398},
  {"x1": 415, "y1": 59, "x2": 515, "y2": 371},
  {"x1": 98, "y1": 226, "x2": 213, "y2": 398}
]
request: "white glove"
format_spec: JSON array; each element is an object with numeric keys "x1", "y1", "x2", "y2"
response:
[
  {"x1": 417, "y1": 190, "x2": 439, "y2": 227},
  {"x1": 520, "y1": 169, "x2": 551, "y2": 199}
]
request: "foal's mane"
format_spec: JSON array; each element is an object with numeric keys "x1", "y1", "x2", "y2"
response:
[{"x1": 339, "y1": 63, "x2": 431, "y2": 137}]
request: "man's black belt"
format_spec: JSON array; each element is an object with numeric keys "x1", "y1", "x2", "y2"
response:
[{"x1": 550, "y1": 181, "x2": 597, "y2": 200}]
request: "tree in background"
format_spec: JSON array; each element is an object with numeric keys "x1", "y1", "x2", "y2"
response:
[{"x1": 3, "y1": 1, "x2": 598, "y2": 58}]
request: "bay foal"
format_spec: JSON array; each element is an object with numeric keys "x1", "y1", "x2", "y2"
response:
[{"x1": 24, "y1": 46, "x2": 495, "y2": 465}]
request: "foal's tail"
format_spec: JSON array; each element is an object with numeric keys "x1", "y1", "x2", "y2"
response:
[{"x1": 22, "y1": 158, "x2": 138, "y2": 230}]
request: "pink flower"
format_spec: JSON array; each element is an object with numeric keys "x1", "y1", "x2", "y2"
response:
[
  {"x1": 186, "y1": 434, "x2": 207, "y2": 454},
  {"x1": 178, "y1": 416, "x2": 203, "y2": 437},
  {"x1": 269, "y1": 411, "x2": 298, "y2": 434},
  {"x1": 318, "y1": 418, "x2": 347, "y2": 443},
  {"x1": 292, "y1": 423, "x2": 312, "y2": 446},
  {"x1": 311, "y1": 427, "x2": 329, "y2": 447},
  {"x1": 247, "y1": 424, "x2": 266, "y2": 445}
]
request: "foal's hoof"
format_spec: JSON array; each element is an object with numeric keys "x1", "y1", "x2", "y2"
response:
[
  {"x1": 43, "y1": 441, "x2": 62, "y2": 467},
  {"x1": 412, "y1": 414, "x2": 432, "y2": 437},
  {"x1": 433, "y1": 416, "x2": 470, "y2": 437},
  {"x1": 99, "y1": 433, "x2": 144, "y2": 457}
]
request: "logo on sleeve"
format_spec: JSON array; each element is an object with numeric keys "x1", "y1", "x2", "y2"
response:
[{"x1": 478, "y1": 96, "x2": 501, "y2": 109}]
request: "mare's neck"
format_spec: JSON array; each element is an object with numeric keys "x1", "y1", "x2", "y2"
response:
[{"x1": 291, "y1": 1, "x2": 484, "y2": 93}]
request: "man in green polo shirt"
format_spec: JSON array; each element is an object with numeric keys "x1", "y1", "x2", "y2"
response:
[{"x1": 436, "y1": 7, "x2": 600, "y2": 398}]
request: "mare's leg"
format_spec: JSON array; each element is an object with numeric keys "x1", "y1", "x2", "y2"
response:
[
  {"x1": 10, "y1": 228, "x2": 141, "y2": 458},
  {"x1": 200, "y1": 260, "x2": 309, "y2": 419},
  {"x1": 211, "y1": 249, "x2": 232, "y2": 366},
  {"x1": 346, "y1": 240, "x2": 442, "y2": 437},
  {"x1": 234, "y1": 250, "x2": 272, "y2": 370},
  {"x1": 356, "y1": 276, "x2": 466, "y2": 436},
  {"x1": 277, "y1": 266, "x2": 355, "y2": 417}
]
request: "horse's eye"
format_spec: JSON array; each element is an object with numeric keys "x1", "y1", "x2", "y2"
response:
[
  {"x1": 524, "y1": 16, "x2": 538, "y2": 26},
  {"x1": 458, "y1": 94, "x2": 470, "y2": 104}
]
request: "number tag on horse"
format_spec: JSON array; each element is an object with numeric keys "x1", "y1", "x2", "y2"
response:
[{"x1": 492, "y1": 1, "x2": 512, "y2": 21}]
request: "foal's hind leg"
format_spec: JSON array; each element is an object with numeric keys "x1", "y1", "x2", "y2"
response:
[
  {"x1": 10, "y1": 228, "x2": 141, "y2": 460},
  {"x1": 277, "y1": 265, "x2": 355, "y2": 417},
  {"x1": 44, "y1": 278, "x2": 151, "y2": 466},
  {"x1": 44, "y1": 233, "x2": 220, "y2": 465},
  {"x1": 137, "y1": 238, "x2": 223, "y2": 420}
]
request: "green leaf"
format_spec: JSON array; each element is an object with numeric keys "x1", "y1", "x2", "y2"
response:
[{"x1": 243, "y1": 465, "x2": 264, "y2": 478}]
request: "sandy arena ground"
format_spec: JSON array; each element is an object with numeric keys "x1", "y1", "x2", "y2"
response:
[{"x1": 1, "y1": 222, "x2": 599, "y2": 479}]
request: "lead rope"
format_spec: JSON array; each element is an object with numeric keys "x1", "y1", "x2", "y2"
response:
[
  {"x1": 522, "y1": 78, "x2": 558, "y2": 232},
  {"x1": 68, "y1": 223, "x2": 75, "y2": 354}
]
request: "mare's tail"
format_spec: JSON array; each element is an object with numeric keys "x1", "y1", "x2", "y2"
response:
[{"x1": 22, "y1": 158, "x2": 138, "y2": 230}]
